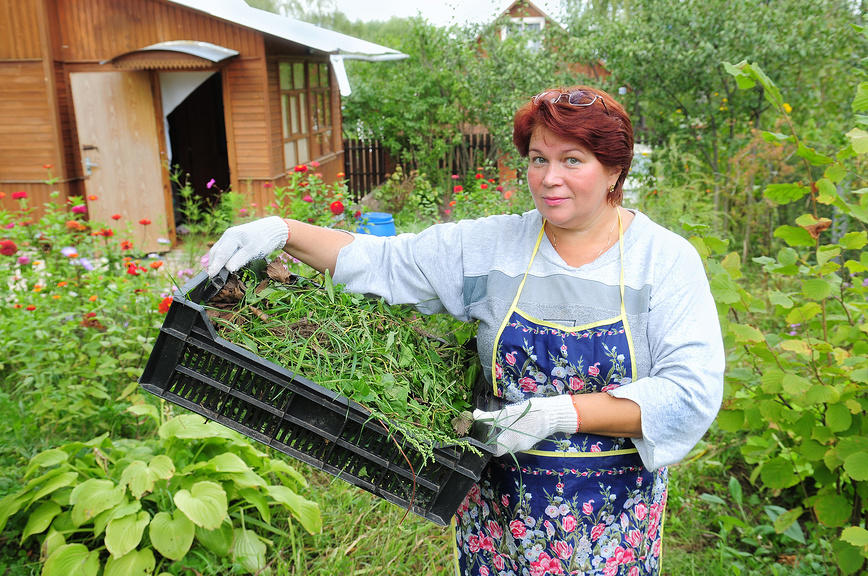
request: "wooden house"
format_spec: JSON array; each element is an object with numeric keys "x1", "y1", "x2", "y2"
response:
[{"x1": 0, "y1": 0, "x2": 405, "y2": 250}]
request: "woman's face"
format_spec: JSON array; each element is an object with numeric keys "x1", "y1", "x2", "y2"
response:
[{"x1": 526, "y1": 126, "x2": 620, "y2": 231}]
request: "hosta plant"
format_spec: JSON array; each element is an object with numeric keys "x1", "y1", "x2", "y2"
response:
[{"x1": 0, "y1": 409, "x2": 321, "y2": 575}]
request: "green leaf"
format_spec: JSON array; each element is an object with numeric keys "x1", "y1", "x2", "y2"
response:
[
  {"x1": 42, "y1": 528, "x2": 66, "y2": 559},
  {"x1": 266, "y1": 485, "x2": 322, "y2": 534},
  {"x1": 150, "y1": 509, "x2": 195, "y2": 561},
  {"x1": 263, "y1": 459, "x2": 307, "y2": 488},
  {"x1": 69, "y1": 479, "x2": 125, "y2": 527},
  {"x1": 324, "y1": 270, "x2": 335, "y2": 304},
  {"x1": 854, "y1": 81, "x2": 868, "y2": 112},
  {"x1": 841, "y1": 525, "x2": 868, "y2": 549},
  {"x1": 94, "y1": 500, "x2": 141, "y2": 537},
  {"x1": 818, "y1": 245, "x2": 842, "y2": 266},
  {"x1": 816, "y1": 177, "x2": 841, "y2": 204},
  {"x1": 42, "y1": 543, "x2": 100, "y2": 576},
  {"x1": 805, "y1": 384, "x2": 839, "y2": 405},
  {"x1": 846, "y1": 127, "x2": 868, "y2": 154},
  {"x1": 126, "y1": 404, "x2": 159, "y2": 424},
  {"x1": 802, "y1": 278, "x2": 833, "y2": 300},
  {"x1": 767, "y1": 506, "x2": 805, "y2": 543},
  {"x1": 786, "y1": 303, "x2": 822, "y2": 324},
  {"x1": 21, "y1": 500, "x2": 61, "y2": 543},
  {"x1": 839, "y1": 231, "x2": 868, "y2": 250},
  {"x1": 774, "y1": 225, "x2": 814, "y2": 247},
  {"x1": 196, "y1": 520, "x2": 234, "y2": 557},
  {"x1": 765, "y1": 184, "x2": 808, "y2": 205},
  {"x1": 843, "y1": 452, "x2": 868, "y2": 481},
  {"x1": 27, "y1": 470, "x2": 79, "y2": 506},
  {"x1": 103, "y1": 548, "x2": 155, "y2": 576},
  {"x1": 768, "y1": 291, "x2": 794, "y2": 308},
  {"x1": 728, "y1": 476, "x2": 743, "y2": 507},
  {"x1": 120, "y1": 461, "x2": 153, "y2": 500},
  {"x1": 796, "y1": 142, "x2": 834, "y2": 165},
  {"x1": 814, "y1": 492, "x2": 852, "y2": 527},
  {"x1": 760, "y1": 457, "x2": 798, "y2": 490},
  {"x1": 105, "y1": 510, "x2": 150, "y2": 558},
  {"x1": 781, "y1": 373, "x2": 811, "y2": 396},
  {"x1": 730, "y1": 323, "x2": 764, "y2": 343},
  {"x1": 760, "y1": 131, "x2": 793, "y2": 144},
  {"x1": 206, "y1": 452, "x2": 251, "y2": 474},
  {"x1": 159, "y1": 414, "x2": 238, "y2": 441},
  {"x1": 716, "y1": 409, "x2": 744, "y2": 432},
  {"x1": 174, "y1": 481, "x2": 228, "y2": 531},
  {"x1": 826, "y1": 403, "x2": 853, "y2": 433},
  {"x1": 24, "y1": 449, "x2": 69, "y2": 479},
  {"x1": 239, "y1": 487, "x2": 271, "y2": 524},
  {"x1": 723, "y1": 60, "x2": 756, "y2": 90},
  {"x1": 148, "y1": 455, "x2": 174, "y2": 481},
  {"x1": 833, "y1": 539, "x2": 864, "y2": 574},
  {"x1": 232, "y1": 528, "x2": 267, "y2": 574}
]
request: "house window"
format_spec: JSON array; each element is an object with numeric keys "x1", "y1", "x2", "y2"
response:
[
  {"x1": 279, "y1": 60, "x2": 333, "y2": 170},
  {"x1": 499, "y1": 16, "x2": 546, "y2": 51}
]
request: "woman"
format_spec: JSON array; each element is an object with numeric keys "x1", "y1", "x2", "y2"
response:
[{"x1": 207, "y1": 86, "x2": 724, "y2": 575}]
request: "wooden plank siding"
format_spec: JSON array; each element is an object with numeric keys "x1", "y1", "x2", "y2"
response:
[
  {"x1": 0, "y1": 63, "x2": 56, "y2": 180},
  {"x1": 54, "y1": 0, "x2": 265, "y2": 63},
  {"x1": 0, "y1": 0, "x2": 42, "y2": 59}
]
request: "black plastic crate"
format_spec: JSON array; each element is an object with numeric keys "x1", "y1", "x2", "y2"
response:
[{"x1": 139, "y1": 269, "x2": 494, "y2": 526}]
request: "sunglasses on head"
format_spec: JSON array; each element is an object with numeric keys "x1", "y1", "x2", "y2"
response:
[{"x1": 532, "y1": 90, "x2": 610, "y2": 116}]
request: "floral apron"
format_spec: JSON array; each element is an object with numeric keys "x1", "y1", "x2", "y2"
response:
[{"x1": 455, "y1": 213, "x2": 668, "y2": 576}]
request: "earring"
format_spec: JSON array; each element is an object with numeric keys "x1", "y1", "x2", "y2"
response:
[{"x1": 608, "y1": 184, "x2": 615, "y2": 194}]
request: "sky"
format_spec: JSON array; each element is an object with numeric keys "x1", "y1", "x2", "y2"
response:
[{"x1": 329, "y1": 0, "x2": 565, "y2": 27}]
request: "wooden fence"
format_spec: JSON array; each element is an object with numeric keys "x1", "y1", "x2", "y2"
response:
[{"x1": 342, "y1": 133, "x2": 497, "y2": 199}]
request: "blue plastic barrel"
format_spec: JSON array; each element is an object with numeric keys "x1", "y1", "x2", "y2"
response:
[{"x1": 357, "y1": 212, "x2": 396, "y2": 236}]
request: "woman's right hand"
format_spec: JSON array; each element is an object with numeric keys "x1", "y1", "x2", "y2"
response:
[{"x1": 207, "y1": 216, "x2": 289, "y2": 277}]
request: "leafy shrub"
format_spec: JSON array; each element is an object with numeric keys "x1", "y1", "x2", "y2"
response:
[{"x1": 0, "y1": 412, "x2": 320, "y2": 576}]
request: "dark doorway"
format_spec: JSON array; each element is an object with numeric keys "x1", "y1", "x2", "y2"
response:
[{"x1": 167, "y1": 72, "x2": 229, "y2": 219}]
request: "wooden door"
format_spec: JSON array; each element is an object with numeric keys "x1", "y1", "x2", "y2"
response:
[{"x1": 70, "y1": 71, "x2": 173, "y2": 253}]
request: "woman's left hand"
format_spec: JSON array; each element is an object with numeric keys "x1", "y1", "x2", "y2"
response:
[{"x1": 473, "y1": 395, "x2": 578, "y2": 456}]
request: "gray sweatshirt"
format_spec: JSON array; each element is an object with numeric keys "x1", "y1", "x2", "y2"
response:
[{"x1": 333, "y1": 209, "x2": 725, "y2": 471}]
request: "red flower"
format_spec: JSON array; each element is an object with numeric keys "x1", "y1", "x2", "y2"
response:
[
  {"x1": 509, "y1": 520, "x2": 527, "y2": 539},
  {"x1": 149, "y1": 260, "x2": 163, "y2": 270},
  {"x1": 294, "y1": 164, "x2": 308, "y2": 173},
  {"x1": 480, "y1": 183, "x2": 488, "y2": 189},
  {"x1": 158, "y1": 296, "x2": 173, "y2": 314},
  {"x1": 0, "y1": 192, "x2": 5, "y2": 199},
  {"x1": 263, "y1": 182, "x2": 274, "y2": 188},
  {"x1": 26, "y1": 305, "x2": 36, "y2": 311},
  {"x1": 329, "y1": 200, "x2": 344, "y2": 215},
  {"x1": 126, "y1": 263, "x2": 140, "y2": 276},
  {"x1": 120, "y1": 240, "x2": 133, "y2": 250},
  {"x1": 12, "y1": 191, "x2": 27, "y2": 200},
  {"x1": 98, "y1": 228, "x2": 114, "y2": 237},
  {"x1": 42, "y1": 164, "x2": 53, "y2": 170},
  {"x1": 448, "y1": 200, "x2": 456, "y2": 207},
  {"x1": 111, "y1": 214, "x2": 121, "y2": 220},
  {"x1": 354, "y1": 210, "x2": 362, "y2": 219},
  {"x1": 336, "y1": 171, "x2": 345, "y2": 179},
  {"x1": 496, "y1": 185, "x2": 504, "y2": 192},
  {"x1": 488, "y1": 178, "x2": 496, "y2": 183},
  {"x1": 84, "y1": 312, "x2": 97, "y2": 318},
  {"x1": 0, "y1": 239, "x2": 17, "y2": 256},
  {"x1": 475, "y1": 173, "x2": 483, "y2": 179},
  {"x1": 138, "y1": 218, "x2": 151, "y2": 226},
  {"x1": 453, "y1": 185, "x2": 463, "y2": 193}
]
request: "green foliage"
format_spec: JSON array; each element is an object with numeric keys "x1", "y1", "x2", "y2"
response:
[
  {"x1": 0, "y1": 412, "x2": 320, "y2": 575},
  {"x1": 271, "y1": 164, "x2": 362, "y2": 230},
  {"x1": 699, "y1": 63, "x2": 867, "y2": 574},
  {"x1": 372, "y1": 166, "x2": 442, "y2": 230}
]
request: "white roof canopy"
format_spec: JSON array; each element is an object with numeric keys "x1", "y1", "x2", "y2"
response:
[{"x1": 168, "y1": 0, "x2": 407, "y2": 61}]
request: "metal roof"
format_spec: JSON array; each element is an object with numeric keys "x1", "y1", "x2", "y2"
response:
[
  {"x1": 103, "y1": 40, "x2": 240, "y2": 68},
  {"x1": 168, "y1": 0, "x2": 407, "y2": 62}
]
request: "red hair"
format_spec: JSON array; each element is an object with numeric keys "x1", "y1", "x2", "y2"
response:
[{"x1": 513, "y1": 86, "x2": 633, "y2": 205}]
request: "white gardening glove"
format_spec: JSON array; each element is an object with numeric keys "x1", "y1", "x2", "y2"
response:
[
  {"x1": 473, "y1": 395, "x2": 578, "y2": 456},
  {"x1": 207, "y1": 216, "x2": 289, "y2": 277}
]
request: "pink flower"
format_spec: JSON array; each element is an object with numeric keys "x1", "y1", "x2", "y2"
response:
[
  {"x1": 509, "y1": 519, "x2": 526, "y2": 539},
  {"x1": 467, "y1": 534, "x2": 481, "y2": 553},
  {"x1": 568, "y1": 376, "x2": 584, "y2": 391},
  {"x1": 590, "y1": 442, "x2": 602, "y2": 452},
  {"x1": 505, "y1": 351, "x2": 517, "y2": 365},
  {"x1": 451, "y1": 174, "x2": 459, "y2": 180},
  {"x1": 588, "y1": 362, "x2": 600, "y2": 377},
  {"x1": 519, "y1": 377, "x2": 537, "y2": 393},
  {"x1": 493, "y1": 555, "x2": 506, "y2": 571},
  {"x1": 0, "y1": 240, "x2": 18, "y2": 256},
  {"x1": 480, "y1": 535, "x2": 495, "y2": 553},
  {"x1": 562, "y1": 514, "x2": 577, "y2": 533},
  {"x1": 302, "y1": 194, "x2": 313, "y2": 203},
  {"x1": 633, "y1": 501, "x2": 647, "y2": 521},
  {"x1": 17, "y1": 255, "x2": 30, "y2": 265},
  {"x1": 206, "y1": 178, "x2": 216, "y2": 189},
  {"x1": 501, "y1": 494, "x2": 509, "y2": 507},
  {"x1": 71, "y1": 204, "x2": 87, "y2": 214},
  {"x1": 629, "y1": 567, "x2": 640, "y2": 576},
  {"x1": 590, "y1": 523, "x2": 605, "y2": 540},
  {"x1": 11, "y1": 191, "x2": 27, "y2": 200},
  {"x1": 603, "y1": 557, "x2": 619, "y2": 576},
  {"x1": 553, "y1": 540, "x2": 572, "y2": 560},
  {"x1": 479, "y1": 567, "x2": 489, "y2": 576},
  {"x1": 625, "y1": 529, "x2": 642, "y2": 548},
  {"x1": 310, "y1": 160, "x2": 320, "y2": 168},
  {"x1": 494, "y1": 362, "x2": 503, "y2": 379},
  {"x1": 487, "y1": 520, "x2": 503, "y2": 539},
  {"x1": 582, "y1": 499, "x2": 594, "y2": 515}
]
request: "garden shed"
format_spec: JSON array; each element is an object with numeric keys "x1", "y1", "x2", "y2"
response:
[{"x1": 0, "y1": 0, "x2": 405, "y2": 251}]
